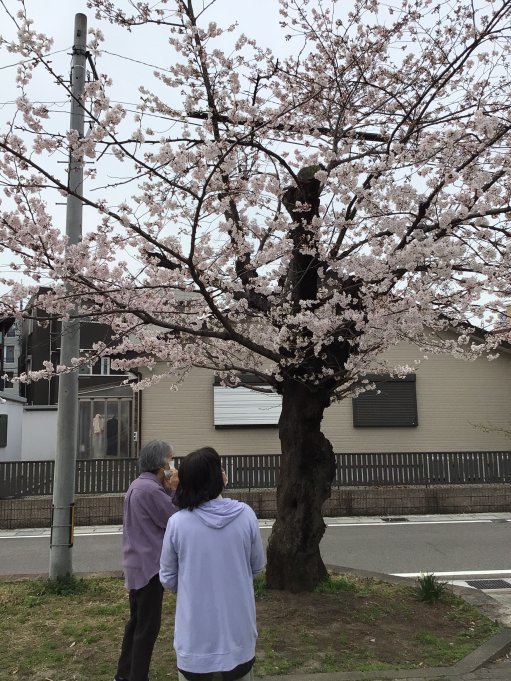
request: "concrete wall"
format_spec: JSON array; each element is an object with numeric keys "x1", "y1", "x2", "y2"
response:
[
  {"x1": 20, "y1": 408, "x2": 58, "y2": 460},
  {"x1": 140, "y1": 344, "x2": 511, "y2": 455},
  {"x1": 2, "y1": 485, "x2": 510, "y2": 528}
]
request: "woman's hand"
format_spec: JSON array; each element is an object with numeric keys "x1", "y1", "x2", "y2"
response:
[{"x1": 164, "y1": 467, "x2": 179, "y2": 492}]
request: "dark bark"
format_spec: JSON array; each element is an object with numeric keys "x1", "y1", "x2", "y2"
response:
[{"x1": 266, "y1": 378, "x2": 336, "y2": 592}]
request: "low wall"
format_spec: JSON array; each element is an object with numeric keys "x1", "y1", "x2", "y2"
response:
[{"x1": 1, "y1": 484, "x2": 510, "y2": 529}]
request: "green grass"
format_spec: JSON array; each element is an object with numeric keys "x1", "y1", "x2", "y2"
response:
[
  {"x1": 314, "y1": 574, "x2": 359, "y2": 593},
  {"x1": 415, "y1": 573, "x2": 449, "y2": 603},
  {"x1": 253, "y1": 570, "x2": 267, "y2": 599},
  {"x1": 0, "y1": 573, "x2": 503, "y2": 681}
]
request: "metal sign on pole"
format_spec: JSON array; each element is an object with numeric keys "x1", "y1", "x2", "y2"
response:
[{"x1": 49, "y1": 13, "x2": 87, "y2": 578}]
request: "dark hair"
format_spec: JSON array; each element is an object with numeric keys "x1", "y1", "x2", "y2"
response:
[{"x1": 175, "y1": 446, "x2": 224, "y2": 510}]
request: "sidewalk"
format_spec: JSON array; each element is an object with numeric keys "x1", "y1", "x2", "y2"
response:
[{"x1": 1, "y1": 511, "x2": 509, "y2": 537}]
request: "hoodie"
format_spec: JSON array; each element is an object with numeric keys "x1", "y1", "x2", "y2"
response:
[{"x1": 160, "y1": 498, "x2": 266, "y2": 673}]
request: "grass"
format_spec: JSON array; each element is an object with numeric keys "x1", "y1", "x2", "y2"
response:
[
  {"x1": 0, "y1": 573, "x2": 503, "y2": 681},
  {"x1": 415, "y1": 573, "x2": 449, "y2": 603}
]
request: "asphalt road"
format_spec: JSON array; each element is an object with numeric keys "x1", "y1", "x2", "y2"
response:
[{"x1": 1, "y1": 514, "x2": 510, "y2": 579}]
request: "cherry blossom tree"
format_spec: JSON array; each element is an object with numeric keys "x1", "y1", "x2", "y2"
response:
[{"x1": 1, "y1": 0, "x2": 511, "y2": 590}]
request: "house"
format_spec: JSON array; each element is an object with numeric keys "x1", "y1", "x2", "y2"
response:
[
  {"x1": 12, "y1": 300, "x2": 140, "y2": 461},
  {"x1": 0, "y1": 391, "x2": 27, "y2": 461},
  {"x1": 138, "y1": 338, "x2": 511, "y2": 457},
  {"x1": 10, "y1": 295, "x2": 511, "y2": 462},
  {"x1": 1, "y1": 318, "x2": 21, "y2": 396},
  {"x1": 0, "y1": 317, "x2": 26, "y2": 460}
]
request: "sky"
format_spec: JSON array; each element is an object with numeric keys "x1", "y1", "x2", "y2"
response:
[
  {"x1": 0, "y1": 0, "x2": 290, "y2": 287},
  {"x1": 0, "y1": 0, "x2": 286, "y2": 116},
  {"x1": 0, "y1": 0, "x2": 506, "y2": 325}
]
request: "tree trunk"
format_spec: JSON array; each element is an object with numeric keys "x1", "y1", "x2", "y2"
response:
[{"x1": 266, "y1": 379, "x2": 336, "y2": 592}]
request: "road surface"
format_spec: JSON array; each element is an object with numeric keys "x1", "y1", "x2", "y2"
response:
[{"x1": 1, "y1": 513, "x2": 510, "y2": 581}]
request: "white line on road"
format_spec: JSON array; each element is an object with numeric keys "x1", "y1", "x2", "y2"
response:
[
  {"x1": 0, "y1": 531, "x2": 122, "y2": 539},
  {"x1": 325, "y1": 519, "x2": 493, "y2": 527},
  {"x1": 393, "y1": 569, "x2": 511, "y2": 578},
  {"x1": 0, "y1": 523, "x2": 274, "y2": 539}
]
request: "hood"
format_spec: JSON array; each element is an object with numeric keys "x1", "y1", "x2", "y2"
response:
[{"x1": 193, "y1": 498, "x2": 245, "y2": 528}]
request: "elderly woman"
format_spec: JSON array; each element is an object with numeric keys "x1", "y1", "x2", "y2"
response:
[
  {"x1": 160, "y1": 446, "x2": 266, "y2": 681},
  {"x1": 115, "y1": 439, "x2": 179, "y2": 681}
]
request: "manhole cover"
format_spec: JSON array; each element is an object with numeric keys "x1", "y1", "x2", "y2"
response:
[
  {"x1": 381, "y1": 517, "x2": 409, "y2": 522},
  {"x1": 466, "y1": 579, "x2": 511, "y2": 589}
]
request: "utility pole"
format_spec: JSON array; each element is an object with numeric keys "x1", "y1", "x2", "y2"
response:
[{"x1": 49, "y1": 13, "x2": 87, "y2": 578}]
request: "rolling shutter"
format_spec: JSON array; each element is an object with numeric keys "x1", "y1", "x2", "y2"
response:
[{"x1": 352, "y1": 374, "x2": 418, "y2": 427}]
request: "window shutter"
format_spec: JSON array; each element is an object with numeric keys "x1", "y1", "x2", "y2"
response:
[
  {"x1": 352, "y1": 375, "x2": 418, "y2": 427},
  {"x1": 213, "y1": 373, "x2": 281, "y2": 427}
]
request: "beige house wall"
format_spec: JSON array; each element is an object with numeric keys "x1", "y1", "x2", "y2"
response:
[
  {"x1": 141, "y1": 366, "x2": 282, "y2": 456},
  {"x1": 140, "y1": 344, "x2": 511, "y2": 456}
]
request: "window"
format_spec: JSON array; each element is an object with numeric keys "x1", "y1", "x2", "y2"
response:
[
  {"x1": 78, "y1": 351, "x2": 111, "y2": 375},
  {"x1": 352, "y1": 374, "x2": 418, "y2": 427},
  {"x1": 78, "y1": 397, "x2": 133, "y2": 458},
  {"x1": 0, "y1": 414, "x2": 7, "y2": 447},
  {"x1": 4, "y1": 346, "x2": 14, "y2": 364},
  {"x1": 213, "y1": 373, "x2": 281, "y2": 427},
  {"x1": 6, "y1": 326, "x2": 16, "y2": 338}
]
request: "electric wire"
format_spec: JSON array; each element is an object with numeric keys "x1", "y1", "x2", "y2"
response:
[
  {"x1": 0, "y1": 47, "x2": 72, "y2": 71},
  {"x1": 101, "y1": 49, "x2": 174, "y2": 73}
]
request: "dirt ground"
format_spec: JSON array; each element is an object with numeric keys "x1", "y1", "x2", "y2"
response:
[
  {"x1": 0, "y1": 575, "x2": 501, "y2": 680},
  {"x1": 253, "y1": 577, "x2": 500, "y2": 674}
]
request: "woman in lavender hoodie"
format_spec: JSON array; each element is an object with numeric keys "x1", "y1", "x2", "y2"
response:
[{"x1": 160, "y1": 447, "x2": 266, "y2": 681}]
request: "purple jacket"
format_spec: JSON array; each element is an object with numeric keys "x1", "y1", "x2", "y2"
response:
[{"x1": 122, "y1": 472, "x2": 178, "y2": 590}]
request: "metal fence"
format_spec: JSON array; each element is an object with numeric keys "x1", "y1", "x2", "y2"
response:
[
  {"x1": 334, "y1": 451, "x2": 511, "y2": 486},
  {"x1": 1, "y1": 451, "x2": 511, "y2": 499}
]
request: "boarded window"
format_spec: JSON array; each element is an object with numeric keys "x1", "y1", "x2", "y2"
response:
[{"x1": 352, "y1": 374, "x2": 418, "y2": 427}]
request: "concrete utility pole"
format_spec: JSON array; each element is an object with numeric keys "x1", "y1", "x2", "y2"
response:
[{"x1": 49, "y1": 13, "x2": 87, "y2": 578}]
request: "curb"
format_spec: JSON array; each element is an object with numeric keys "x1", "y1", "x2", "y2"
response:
[{"x1": 0, "y1": 570, "x2": 124, "y2": 582}]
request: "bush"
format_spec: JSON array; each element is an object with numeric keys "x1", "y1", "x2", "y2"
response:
[{"x1": 415, "y1": 573, "x2": 448, "y2": 603}]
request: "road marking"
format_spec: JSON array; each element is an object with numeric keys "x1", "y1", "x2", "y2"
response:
[
  {"x1": 325, "y1": 519, "x2": 493, "y2": 527},
  {"x1": 393, "y1": 569, "x2": 511, "y2": 578},
  {"x1": 0, "y1": 523, "x2": 276, "y2": 539},
  {"x1": 0, "y1": 531, "x2": 122, "y2": 539}
]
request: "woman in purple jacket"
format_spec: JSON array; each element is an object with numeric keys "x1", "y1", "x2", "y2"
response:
[
  {"x1": 160, "y1": 447, "x2": 266, "y2": 681},
  {"x1": 115, "y1": 439, "x2": 179, "y2": 681}
]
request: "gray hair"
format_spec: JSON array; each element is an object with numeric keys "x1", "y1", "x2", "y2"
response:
[{"x1": 139, "y1": 440, "x2": 174, "y2": 473}]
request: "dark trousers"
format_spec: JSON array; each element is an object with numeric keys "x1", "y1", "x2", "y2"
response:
[{"x1": 116, "y1": 573, "x2": 164, "y2": 681}]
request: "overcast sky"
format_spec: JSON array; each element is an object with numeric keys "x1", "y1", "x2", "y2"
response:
[
  {"x1": 1, "y1": 0, "x2": 286, "y2": 104},
  {"x1": 0, "y1": 0, "x2": 290, "y2": 285}
]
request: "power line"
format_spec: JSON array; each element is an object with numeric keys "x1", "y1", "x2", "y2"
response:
[
  {"x1": 101, "y1": 49, "x2": 173, "y2": 73},
  {"x1": 0, "y1": 47, "x2": 72, "y2": 71}
]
